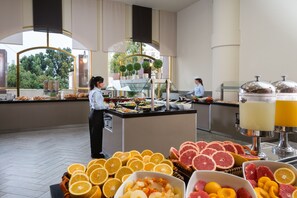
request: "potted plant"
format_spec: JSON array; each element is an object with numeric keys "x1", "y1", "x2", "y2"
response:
[
  {"x1": 126, "y1": 63, "x2": 134, "y2": 79},
  {"x1": 142, "y1": 61, "x2": 151, "y2": 79},
  {"x1": 133, "y1": 62, "x2": 141, "y2": 79},
  {"x1": 119, "y1": 65, "x2": 126, "y2": 80},
  {"x1": 153, "y1": 59, "x2": 163, "y2": 79}
]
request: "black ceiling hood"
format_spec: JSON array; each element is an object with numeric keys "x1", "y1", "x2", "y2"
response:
[
  {"x1": 132, "y1": 5, "x2": 152, "y2": 43},
  {"x1": 33, "y1": 0, "x2": 62, "y2": 33}
]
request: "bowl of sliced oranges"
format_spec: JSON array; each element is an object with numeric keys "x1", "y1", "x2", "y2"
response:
[
  {"x1": 243, "y1": 160, "x2": 297, "y2": 198},
  {"x1": 114, "y1": 171, "x2": 185, "y2": 198}
]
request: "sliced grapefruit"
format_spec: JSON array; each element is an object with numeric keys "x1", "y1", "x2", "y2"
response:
[
  {"x1": 200, "y1": 148, "x2": 217, "y2": 156},
  {"x1": 179, "y1": 144, "x2": 199, "y2": 156},
  {"x1": 169, "y1": 147, "x2": 179, "y2": 160},
  {"x1": 196, "y1": 141, "x2": 208, "y2": 151},
  {"x1": 179, "y1": 149, "x2": 198, "y2": 167},
  {"x1": 205, "y1": 142, "x2": 225, "y2": 151},
  {"x1": 223, "y1": 142, "x2": 237, "y2": 153},
  {"x1": 212, "y1": 151, "x2": 234, "y2": 170},
  {"x1": 192, "y1": 154, "x2": 216, "y2": 171}
]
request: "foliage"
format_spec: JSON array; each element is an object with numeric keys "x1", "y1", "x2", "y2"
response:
[
  {"x1": 119, "y1": 65, "x2": 126, "y2": 73},
  {"x1": 153, "y1": 59, "x2": 163, "y2": 69},
  {"x1": 142, "y1": 61, "x2": 150, "y2": 70},
  {"x1": 133, "y1": 63, "x2": 141, "y2": 71},
  {"x1": 7, "y1": 48, "x2": 74, "y2": 89},
  {"x1": 126, "y1": 64, "x2": 134, "y2": 72}
]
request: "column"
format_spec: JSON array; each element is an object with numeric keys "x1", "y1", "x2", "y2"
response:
[{"x1": 212, "y1": 0, "x2": 240, "y2": 101}]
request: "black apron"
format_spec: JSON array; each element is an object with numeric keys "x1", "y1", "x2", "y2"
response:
[{"x1": 88, "y1": 109, "x2": 104, "y2": 156}]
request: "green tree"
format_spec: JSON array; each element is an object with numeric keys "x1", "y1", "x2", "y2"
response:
[{"x1": 8, "y1": 48, "x2": 74, "y2": 89}]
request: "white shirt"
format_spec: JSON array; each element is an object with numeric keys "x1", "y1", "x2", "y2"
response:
[
  {"x1": 194, "y1": 84, "x2": 205, "y2": 97},
  {"x1": 89, "y1": 87, "x2": 107, "y2": 110}
]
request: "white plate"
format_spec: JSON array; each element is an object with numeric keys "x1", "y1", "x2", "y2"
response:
[
  {"x1": 186, "y1": 170, "x2": 257, "y2": 198},
  {"x1": 242, "y1": 160, "x2": 297, "y2": 180},
  {"x1": 114, "y1": 171, "x2": 185, "y2": 198}
]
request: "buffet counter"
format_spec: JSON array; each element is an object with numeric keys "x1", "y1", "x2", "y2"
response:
[
  {"x1": 0, "y1": 99, "x2": 89, "y2": 133},
  {"x1": 103, "y1": 108, "x2": 197, "y2": 157}
]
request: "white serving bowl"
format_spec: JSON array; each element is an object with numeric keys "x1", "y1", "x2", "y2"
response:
[
  {"x1": 183, "y1": 103, "x2": 192, "y2": 110},
  {"x1": 114, "y1": 171, "x2": 186, "y2": 198},
  {"x1": 242, "y1": 160, "x2": 297, "y2": 180},
  {"x1": 186, "y1": 170, "x2": 257, "y2": 198}
]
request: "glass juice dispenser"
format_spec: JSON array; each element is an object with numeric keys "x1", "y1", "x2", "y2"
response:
[
  {"x1": 239, "y1": 76, "x2": 276, "y2": 159},
  {"x1": 273, "y1": 76, "x2": 297, "y2": 156}
]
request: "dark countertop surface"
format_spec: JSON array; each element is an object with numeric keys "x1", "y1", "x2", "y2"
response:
[
  {"x1": 106, "y1": 108, "x2": 197, "y2": 118},
  {"x1": 192, "y1": 101, "x2": 239, "y2": 107}
]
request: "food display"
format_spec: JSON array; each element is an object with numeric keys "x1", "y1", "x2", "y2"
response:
[
  {"x1": 77, "y1": 92, "x2": 88, "y2": 99},
  {"x1": 15, "y1": 96, "x2": 30, "y2": 101},
  {"x1": 64, "y1": 93, "x2": 77, "y2": 100},
  {"x1": 32, "y1": 96, "x2": 47, "y2": 100},
  {"x1": 243, "y1": 160, "x2": 297, "y2": 198}
]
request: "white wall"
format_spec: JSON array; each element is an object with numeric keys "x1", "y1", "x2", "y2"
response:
[
  {"x1": 176, "y1": 0, "x2": 212, "y2": 92},
  {"x1": 240, "y1": 0, "x2": 297, "y2": 83}
]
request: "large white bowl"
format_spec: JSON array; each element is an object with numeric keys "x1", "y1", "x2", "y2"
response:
[
  {"x1": 114, "y1": 171, "x2": 186, "y2": 198},
  {"x1": 186, "y1": 170, "x2": 257, "y2": 198},
  {"x1": 242, "y1": 160, "x2": 297, "y2": 180}
]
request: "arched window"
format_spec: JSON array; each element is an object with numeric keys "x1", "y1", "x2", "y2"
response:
[{"x1": 0, "y1": 30, "x2": 91, "y2": 99}]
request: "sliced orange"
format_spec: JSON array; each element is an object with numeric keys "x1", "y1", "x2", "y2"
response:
[
  {"x1": 87, "y1": 159, "x2": 98, "y2": 169},
  {"x1": 86, "y1": 164, "x2": 103, "y2": 177},
  {"x1": 129, "y1": 159, "x2": 144, "y2": 172},
  {"x1": 141, "y1": 149, "x2": 154, "y2": 157},
  {"x1": 153, "y1": 163, "x2": 173, "y2": 175},
  {"x1": 292, "y1": 189, "x2": 297, "y2": 198},
  {"x1": 274, "y1": 167, "x2": 296, "y2": 185},
  {"x1": 89, "y1": 168, "x2": 109, "y2": 186},
  {"x1": 93, "y1": 158, "x2": 106, "y2": 167},
  {"x1": 149, "y1": 152, "x2": 164, "y2": 164},
  {"x1": 117, "y1": 152, "x2": 131, "y2": 165},
  {"x1": 142, "y1": 155, "x2": 151, "y2": 164},
  {"x1": 69, "y1": 181, "x2": 92, "y2": 197},
  {"x1": 160, "y1": 159, "x2": 174, "y2": 169},
  {"x1": 129, "y1": 150, "x2": 141, "y2": 157},
  {"x1": 122, "y1": 174, "x2": 131, "y2": 182},
  {"x1": 133, "y1": 155, "x2": 143, "y2": 161},
  {"x1": 87, "y1": 185, "x2": 102, "y2": 198},
  {"x1": 127, "y1": 157, "x2": 138, "y2": 166},
  {"x1": 104, "y1": 157, "x2": 122, "y2": 175},
  {"x1": 72, "y1": 170, "x2": 85, "y2": 176},
  {"x1": 69, "y1": 173, "x2": 89, "y2": 187},
  {"x1": 144, "y1": 162, "x2": 155, "y2": 171},
  {"x1": 67, "y1": 163, "x2": 86, "y2": 175},
  {"x1": 112, "y1": 151, "x2": 123, "y2": 158},
  {"x1": 102, "y1": 178, "x2": 122, "y2": 198},
  {"x1": 115, "y1": 166, "x2": 133, "y2": 181}
]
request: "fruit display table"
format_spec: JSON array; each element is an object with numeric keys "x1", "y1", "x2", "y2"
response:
[{"x1": 103, "y1": 109, "x2": 197, "y2": 157}]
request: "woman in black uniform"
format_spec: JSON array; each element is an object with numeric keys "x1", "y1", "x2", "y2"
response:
[{"x1": 88, "y1": 76, "x2": 106, "y2": 158}]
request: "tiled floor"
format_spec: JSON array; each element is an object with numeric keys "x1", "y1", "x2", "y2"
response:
[{"x1": 0, "y1": 124, "x2": 249, "y2": 198}]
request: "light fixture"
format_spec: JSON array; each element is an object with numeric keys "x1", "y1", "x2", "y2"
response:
[{"x1": 82, "y1": 51, "x2": 88, "y2": 64}]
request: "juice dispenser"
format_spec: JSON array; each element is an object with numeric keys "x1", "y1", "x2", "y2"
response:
[
  {"x1": 238, "y1": 76, "x2": 276, "y2": 159},
  {"x1": 273, "y1": 75, "x2": 297, "y2": 156}
]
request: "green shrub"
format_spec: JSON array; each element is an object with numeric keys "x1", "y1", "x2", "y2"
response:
[
  {"x1": 126, "y1": 64, "x2": 134, "y2": 72},
  {"x1": 153, "y1": 59, "x2": 163, "y2": 69},
  {"x1": 119, "y1": 65, "x2": 126, "y2": 73},
  {"x1": 134, "y1": 63, "x2": 141, "y2": 71},
  {"x1": 142, "y1": 61, "x2": 150, "y2": 70}
]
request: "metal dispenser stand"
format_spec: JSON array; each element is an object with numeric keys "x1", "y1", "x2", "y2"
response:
[
  {"x1": 237, "y1": 76, "x2": 276, "y2": 160},
  {"x1": 272, "y1": 76, "x2": 297, "y2": 158}
]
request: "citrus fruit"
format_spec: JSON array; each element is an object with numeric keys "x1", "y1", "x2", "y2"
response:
[
  {"x1": 93, "y1": 158, "x2": 106, "y2": 167},
  {"x1": 169, "y1": 147, "x2": 179, "y2": 160},
  {"x1": 122, "y1": 174, "x2": 131, "y2": 182},
  {"x1": 274, "y1": 167, "x2": 296, "y2": 185},
  {"x1": 142, "y1": 155, "x2": 151, "y2": 164},
  {"x1": 87, "y1": 159, "x2": 98, "y2": 169},
  {"x1": 200, "y1": 148, "x2": 217, "y2": 156},
  {"x1": 72, "y1": 170, "x2": 85, "y2": 176},
  {"x1": 144, "y1": 162, "x2": 155, "y2": 171},
  {"x1": 153, "y1": 163, "x2": 173, "y2": 175},
  {"x1": 127, "y1": 157, "x2": 138, "y2": 166},
  {"x1": 89, "y1": 168, "x2": 109, "y2": 186},
  {"x1": 112, "y1": 151, "x2": 123, "y2": 158},
  {"x1": 204, "y1": 181, "x2": 222, "y2": 194},
  {"x1": 102, "y1": 178, "x2": 122, "y2": 198},
  {"x1": 129, "y1": 150, "x2": 141, "y2": 157},
  {"x1": 179, "y1": 144, "x2": 199, "y2": 156},
  {"x1": 212, "y1": 151, "x2": 234, "y2": 170},
  {"x1": 217, "y1": 188, "x2": 236, "y2": 198},
  {"x1": 292, "y1": 189, "x2": 297, "y2": 198},
  {"x1": 117, "y1": 152, "x2": 131, "y2": 165},
  {"x1": 128, "y1": 159, "x2": 144, "y2": 172},
  {"x1": 69, "y1": 173, "x2": 89, "y2": 187},
  {"x1": 104, "y1": 157, "x2": 122, "y2": 175},
  {"x1": 160, "y1": 159, "x2": 174, "y2": 169},
  {"x1": 86, "y1": 164, "x2": 103, "y2": 177},
  {"x1": 141, "y1": 149, "x2": 154, "y2": 157},
  {"x1": 205, "y1": 142, "x2": 225, "y2": 151},
  {"x1": 115, "y1": 166, "x2": 133, "y2": 181},
  {"x1": 69, "y1": 181, "x2": 92, "y2": 197},
  {"x1": 257, "y1": 166, "x2": 275, "y2": 181},
  {"x1": 223, "y1": 142, "x2": 237, "y2": 153},
  {"x1": 149, "y1": 152, "x2": 164, "y2": 164},
  {"x1": 88, "y1": 185, "x2": 102, "y2": 198},
  {"x1": 196, "y1": 141, "x2": 208, "y2": 151},
  {"x1": 230, "y1": 152, "x2": 248, "y2": 166},
  {"x1": 133, "y1": 155, "x2": 143, "y2": 161},
  {"x1": 67, "y1": 163, "x2": 86, "y2": 175},
  {"x1": 179, "y1": 149, "x2": 198, "y2": 166},
  {"x1": 192, "y1": 154, "x2": 216, "y2": 171}
]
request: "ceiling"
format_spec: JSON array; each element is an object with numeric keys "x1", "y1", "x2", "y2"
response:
[{"x1": 113, "y1": 0, "x2": 200, "y2": 12}]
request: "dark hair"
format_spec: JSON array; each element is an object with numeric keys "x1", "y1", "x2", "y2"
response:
[
  {"x1": 89, "y1": 76, "x2": 104, "y2": 90},
  {"x1": 195, "y1": 78, "x2": 203, "y2": 86}
]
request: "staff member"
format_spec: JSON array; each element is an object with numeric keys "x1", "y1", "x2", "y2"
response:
[
  {"x1": 88, "y1": 76, "x2": 106, "y2": 158},
  {"x1": 188, "y1": 77, "x2": 205, "y2": 98}
]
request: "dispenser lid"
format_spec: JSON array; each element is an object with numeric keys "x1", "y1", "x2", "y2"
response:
[
  {"x1": 240, "y1": 75, "x2": 276, "y2": 94},
  {"x1": 272, "y1": 75, "x2": 297, "y2": 93}
]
